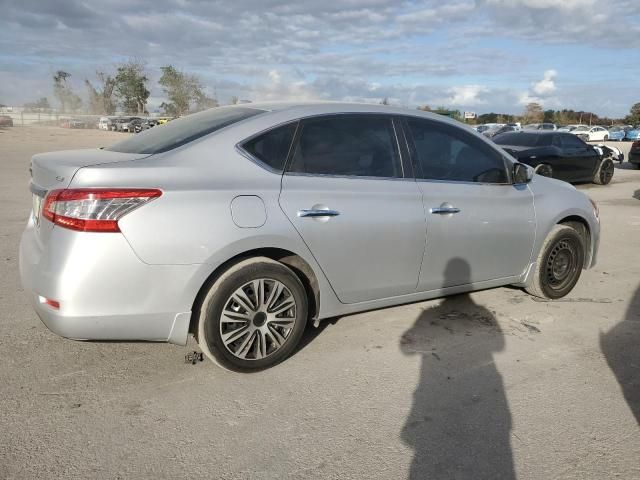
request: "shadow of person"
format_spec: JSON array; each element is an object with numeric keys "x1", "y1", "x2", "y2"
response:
[
  {"x1": 400, "y1": 258, "x2": 515, "y2": 480},
  {"x1": 600, "y1": 285, "x2": 640, "y2": 425}
]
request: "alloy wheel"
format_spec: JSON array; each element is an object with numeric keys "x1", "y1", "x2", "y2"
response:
[
  {"x1": 600, "y1": 160, "x2": 614, "y2": 184},
  {"x1": 219, "y1": 278, "x2": 297, "y2": 360}
]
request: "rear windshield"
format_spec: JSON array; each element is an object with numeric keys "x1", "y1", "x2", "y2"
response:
[
  {"x1": 106, "y1": 107, "x2": 264, "y2": 154},
  {"x1": 493, "y1": 132, "x2": 551, "y2": 147}
]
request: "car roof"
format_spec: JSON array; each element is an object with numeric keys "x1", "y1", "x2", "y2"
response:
[{"x1": 229, "y1": 101, "x2": 468, "y2": 129}]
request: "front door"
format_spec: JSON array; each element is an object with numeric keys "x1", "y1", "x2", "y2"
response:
[
  {"x1": 402, "y1": 117, "x2": 536, "y2": 291},
  {"x1": 279, "y1": 114, "x2": 426, "y2": 304},
  {"x1": 560, "y1": 134, "x2": 600, "y2": 182}
]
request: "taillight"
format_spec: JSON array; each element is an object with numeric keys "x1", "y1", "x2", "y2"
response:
[{"x1": 42, "y1": 188, "x2": 161, "y2": 232}]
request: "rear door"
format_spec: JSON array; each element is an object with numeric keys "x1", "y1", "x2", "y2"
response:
[
  {"x1": 402, "y1": 117, "x2": 536, "y2": 291},
  {"x1": 278, "y1": 114, "x2": 426, "y2": 304}
]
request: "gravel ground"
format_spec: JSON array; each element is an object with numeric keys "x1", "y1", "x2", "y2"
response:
[{"x1": 0, "y1": 126, "x2": 638, "y2": 480}]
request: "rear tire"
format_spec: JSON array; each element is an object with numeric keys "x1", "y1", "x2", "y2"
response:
[
  {"x1": 526, "y1": 225, "x2": 585, "y2": 299},
  {"x1": 593, "y1": 158, "x2": 614, "y2": 185},
  {"x1": 197, "y1": 257, "x2": 308, "y2": 371},
  {"x1": 534, "y1": 163, "x2": 553, "y2": 178}
]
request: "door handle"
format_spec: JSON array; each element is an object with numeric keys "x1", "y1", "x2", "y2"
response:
[
  {"x1": 298, "y1": 209, "x2": 341, "y2": 218},
  {"x1": 430, "y1": 206, "x2": 461, "y2": 215}
]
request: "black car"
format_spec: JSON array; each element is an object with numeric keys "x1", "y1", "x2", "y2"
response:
[
  {"x1": 128, "y1": 118, "x2": 145, "y2": 133},
  {"x1": 493, "y1": 131, "x2": 614, "y2": 185},
  {"x1": 630, "y1": 141, "x2": 640, "y2": 169}
]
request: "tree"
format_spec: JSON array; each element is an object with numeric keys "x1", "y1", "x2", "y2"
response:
[
  {"x1": 380, "y1": 97, "x2": 390, "y2": 105},
  {"x1": 522, "y1": 102, "x2": 543, "y2": 124},
  {"x1": 230, "y1": 96, "x2": 239, "y2": 105},
  {"x1": 114, "y1": 60, "x2": 150, "y2": 114},
  {"x1": 626, "y1": 102, "x2": 640, "y2": 125},
  {"x1": 53, "y1": 71, "x2": 82, "y2": 113},
  {"x1": 158, "y1": 65, "x2": 214, "y2": 116},
  {"x1": 542, "y1": 109, "x2": 555, "y2": 123},
  {"x1": 85, "y1": 72, "x2": 116, "y2": 115},
  {"x1": 23, "y1": 97, "x2": 51, "y2": 112}
]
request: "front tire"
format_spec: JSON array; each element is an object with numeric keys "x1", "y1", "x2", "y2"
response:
[
  {"x1": 593, "y1": 158, "x2": 614, "y2": 185},
  {"x1": 197, "y1": 257, "x2": 308, "y2": 371},
  {"x1": 526, "y1": 225, "x2": 585, "y2": 299}
]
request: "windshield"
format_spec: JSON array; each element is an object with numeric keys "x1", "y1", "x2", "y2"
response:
[
  {"x1": 106, "y1": 107, "x2": 264, "y2": 154},
  {"x1": 493, "y1": 132, "x2": 552, "y2": 147}
]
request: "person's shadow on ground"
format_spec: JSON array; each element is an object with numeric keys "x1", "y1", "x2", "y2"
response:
[
  {"x1": 600, "y1": 284, "x2": 640, "y2": 425},
  {"x1": 400, "y1": 258, "x2": 515, "y2": 480}
]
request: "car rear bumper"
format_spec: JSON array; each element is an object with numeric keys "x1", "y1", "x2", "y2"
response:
[{"x1": 19, "y1": 217, "x2": 201, "y2": 345}]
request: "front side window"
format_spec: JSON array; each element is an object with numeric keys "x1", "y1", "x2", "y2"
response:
[
  {"x1": 241, "y1": 122, "x2": 297, "y2": 172},
  {"x1": 406, "y1": 118, "x2": 509, "y2": 183},
  {"x1": 561, "y1": 134, "x2": 586, "y2": 148},
  {"x1": 287, "y1": 115, "x2": 402, "y2": 178}
]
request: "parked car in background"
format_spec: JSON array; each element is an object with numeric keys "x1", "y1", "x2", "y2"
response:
[
  {"x1": 494, "y1": 131, "x2": 614, "y2": 184},
  {"x1": 98, "y1": 117, "x2": 113, "y2": 130},
  {"x1": 557, "y1": 124, "x2": 584, "y2": 132},
  {"x1": 69, "y1": 119, "x2": 87, "y2": 129},
  {"x1": 0, "y1": 115, "x2": 14, "y2": 127},
  {"x1": 570, "y1": 125, "x2": 609, "y2": 142},
  {"x1": 629, "y1": 141, "x2": 640, "y2": 168},
  {"x1": 109, "y1": 117, "x2": 124, "y2": 131},
  {"x1": 524, "y1": 123, "x2": 557, "y2": 131},
  {"x1": 117, "y1": 117, "x2": 142, "y2": 132},
  {"x1": 20, "y1": 103, "x2": 601, "y2": 371},
  {"x1": 607, "y1": 126, "x2": 626, "y2": 141},
  {"x1": 483, "y1": 125, "x2": 517, "y2": 138},
  {"x1": 625, "y1": 126, "x2": 640, "y2": 141},
  {"x1": 141, "y1": 119, "x2": 159, "y2": 131},
  {"x1": 128, "y1": 118, "x2": 145, "y2": 133}
]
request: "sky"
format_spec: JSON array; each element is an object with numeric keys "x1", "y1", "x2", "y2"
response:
[{"x1": 0, "y1": 0, "x2": 639, "y2": 117}]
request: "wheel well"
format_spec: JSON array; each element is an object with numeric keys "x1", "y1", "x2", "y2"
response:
[
  {"x1": 189, "y1": 248, "x2": 320, "y2": 337},
  {"x1": 558, "y1": 216, "x2": 592, "y2": 268}
]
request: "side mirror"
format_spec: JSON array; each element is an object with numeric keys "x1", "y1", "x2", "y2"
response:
[{"x1": 513, "y1": 163, "x2": 533, "y2": 184}]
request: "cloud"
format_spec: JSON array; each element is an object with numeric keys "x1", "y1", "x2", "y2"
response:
[
  {"x1": 0, "y1": 1, "x2": 637, "y2": 117},
  {"x1": 444, "y1": 85, "x2": 490, "y2": 107},
  {"x1": 532, "y1": 70, "x2": 557, "y2": 96}
]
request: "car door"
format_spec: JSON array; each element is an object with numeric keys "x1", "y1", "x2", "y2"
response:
[
  {"x1": 278, "y1": 114, "x2": 426, "y2": 304},
  {"x1": 560, "y1": 134, "x2": 599, "y2": 181},
  {"x1": 402, "y1": 117, "x2": 536, "y2": 291},
  {"x1": 550, "y1": 133, "x2": 582, "y2": 182}
]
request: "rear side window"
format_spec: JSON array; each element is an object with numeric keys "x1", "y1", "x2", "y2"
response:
[
  {"x1": 242, "y1": 122, "x2": 297, "y2": 172},
  {"x1": 287, "y1": 115, "x2": 402, "y2": 178},
  {"x1": 106, "y1": 107, "x2": 264, "y2": 154},
  {"x1": 406, "y1": 118, "x2": 508, "y2": 184}
]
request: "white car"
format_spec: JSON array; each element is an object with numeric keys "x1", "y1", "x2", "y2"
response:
[
  {"x1": 98, "y1": 117, "x2": 111, "y2": 131},
  {"x1": 571, "y1": 126, "x2": 609, "y2": 142}
]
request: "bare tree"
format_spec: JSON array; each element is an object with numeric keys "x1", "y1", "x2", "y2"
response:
[
  {"x1": 522, "y1": 102, "x2": 544, "y2": 124},
  {"x1": 85, "y1": 71, "x2": 116, "y2": 115},
  {"x1": 53, "y1": 71, "x2": 82, "y2": 113}
]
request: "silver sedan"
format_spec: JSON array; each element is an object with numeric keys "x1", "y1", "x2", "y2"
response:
[{"x1": 19, "y1": 103, "x2": 600, "y2": 371}]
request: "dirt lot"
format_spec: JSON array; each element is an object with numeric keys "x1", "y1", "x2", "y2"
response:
[{"x1": 0, "y1": 126, "x2": 638, "y2": 479}]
